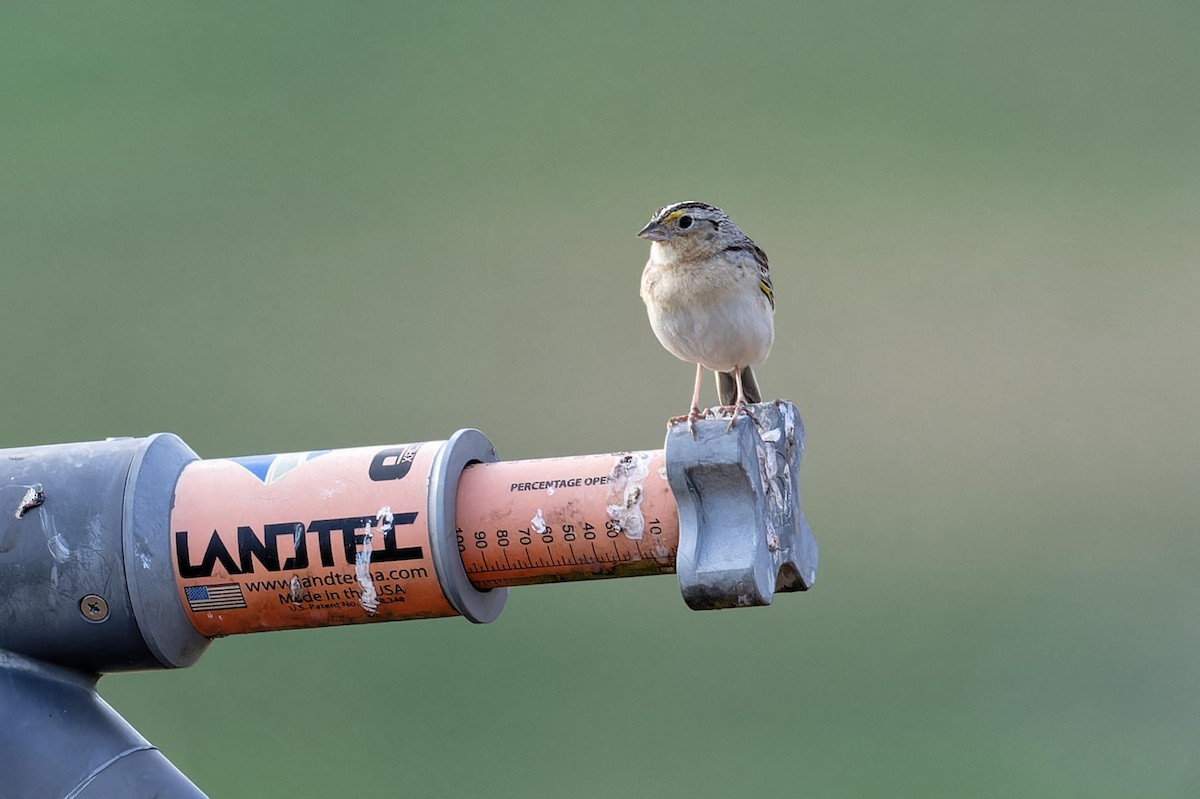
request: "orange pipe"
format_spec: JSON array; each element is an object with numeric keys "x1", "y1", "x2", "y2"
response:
[{"x1": 455, "y1": 450, "x2": 679, "y2": 588}]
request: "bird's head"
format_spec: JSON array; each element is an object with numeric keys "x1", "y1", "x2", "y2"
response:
[{"x1": 636, "y1": 201, "x2": 743, "y2": 260}]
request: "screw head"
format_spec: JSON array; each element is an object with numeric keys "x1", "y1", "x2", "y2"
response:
[{"x1": 80, "y1": 594, "x2": 109, "y2": 622}]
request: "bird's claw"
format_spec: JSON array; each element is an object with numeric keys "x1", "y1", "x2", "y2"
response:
[
  {"x1": 668, "y1": 406, "x2": 705, "y2": 438},
  {"x1": 716, "y1": 401, "x2": 761, "y2": 432},
  {"x1": 670, "y1": 405, "x2": 759, "y2": 436}
]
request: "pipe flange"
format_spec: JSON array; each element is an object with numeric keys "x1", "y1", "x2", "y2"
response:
[{"x1": 428, "y1": 429, "x2": 509, "y2": 623}]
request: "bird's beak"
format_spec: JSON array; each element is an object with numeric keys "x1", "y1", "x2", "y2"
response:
[{"x1": 637, "y1": 221, "x2": 669, "y2": 241}]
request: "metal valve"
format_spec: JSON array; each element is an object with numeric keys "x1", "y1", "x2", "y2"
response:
[{"x1": 0, "y1": 408, "x2": 817, "y2": 795}]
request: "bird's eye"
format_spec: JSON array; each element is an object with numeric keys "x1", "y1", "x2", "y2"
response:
[{"x1": 677, "y1": 215, "x2": 693, "y2": 229}]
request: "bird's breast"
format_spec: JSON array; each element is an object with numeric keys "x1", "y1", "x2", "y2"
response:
[{"x1": 640, "y1": 258, "x2": 774, "y2": 372}]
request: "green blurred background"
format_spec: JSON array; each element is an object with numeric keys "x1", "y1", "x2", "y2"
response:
[{"x1": 4, "y1": 1, "x2": 1198, "y2": 796}]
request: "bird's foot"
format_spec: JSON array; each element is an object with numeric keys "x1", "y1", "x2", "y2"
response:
[
  {"x1": 725, "y1": 402, "x2": 744, "y2": 432},
  {"x1": 716, "y1": 401, "x2": 761, "y2": 432},
  {"x1": 668, "y1": 406, "x2": 705, "y2": 438}
]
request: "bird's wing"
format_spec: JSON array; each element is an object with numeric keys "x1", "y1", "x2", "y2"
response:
[{"x1": 749, "y1": 242, "x2": 774, "y2": 309}]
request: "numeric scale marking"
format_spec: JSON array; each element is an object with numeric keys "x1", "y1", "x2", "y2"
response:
[{"x1": 455, "y1": 451, "x2": 679, "y2": 588}]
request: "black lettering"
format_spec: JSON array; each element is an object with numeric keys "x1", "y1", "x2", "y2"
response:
[
  {"x1": 178, "y1": 511, "x2": 425, "y2": 577},
  {"x1": 176, "y1": 530, "x2": 241, "y2": 578},
  {"x1": 237, "y1": 523, "x2": 298, "y2": 573},
  {"x1": 281, "y1": 522, "x2": 308, "y2": 570},
  {"x1": 374, "y1": 511, "x2": 423, "y2": 562},
  {"x1": 369, "y1": 445, "x2": 419, "y2": 481},
  {"x1": 305, "y1": 517, "x2": 357, "y2": 566}
]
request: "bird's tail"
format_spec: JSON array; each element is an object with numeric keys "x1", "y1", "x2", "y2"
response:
[{"x1": 716, "y1": 365, "x2": 762, "y2": 406}]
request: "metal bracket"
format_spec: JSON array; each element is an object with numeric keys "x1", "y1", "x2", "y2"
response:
[{"x1": 666, "y1": 400, "x2": 818, "y2": 610}]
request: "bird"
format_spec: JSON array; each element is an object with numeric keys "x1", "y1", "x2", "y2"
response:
[{"x1": 638, "y1": 200, "x2": 775, "y2": 432}]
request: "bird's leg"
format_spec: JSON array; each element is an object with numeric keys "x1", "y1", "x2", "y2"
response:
[
  {"x1": 726, "y1": 365, "x2": 748, "y2": 432},
  {"x1": 668, "y1": 363, "x2": 706, "y2": 437},
  {"x1": 686, "y1": 363, "x2": 706, "y2": 436}
]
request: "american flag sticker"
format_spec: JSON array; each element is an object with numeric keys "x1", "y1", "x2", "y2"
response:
[{"x1": 184, "y1": 583, "x2": 247, "y2": 612}]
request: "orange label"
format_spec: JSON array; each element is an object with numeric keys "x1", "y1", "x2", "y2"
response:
[
  {"x1": 456, "y1": 452, "x2": 678, "y2": 589},
  {"x1": 170, "y1": 444, "x2": 456, "y2": 636}
]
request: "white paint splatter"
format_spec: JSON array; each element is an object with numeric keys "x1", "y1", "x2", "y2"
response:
[
  {"x1": 530, "y1": 509, "x2": 547, "y2": 534},
  {"x1": 780, "y1": 400, "x2": 798, "y2": 450},
  {"x1": 606, "y1": 452, "x2": 651, "y2": 540},
  {"x1": 44, "y1": 518, "x2": 69, "y2": 564},
  {"x1": 14, "y1": 484, "x2": 43, "y2": 518},
  {"x1": 377, "y1": 506, "x2": 394, "y2": 534},
  {"x1": 354, "y1": 508, "x2": 389, "y2": 615},
  {"x1": 319, "y1": 482, "x2": 347, "y2": 500}
]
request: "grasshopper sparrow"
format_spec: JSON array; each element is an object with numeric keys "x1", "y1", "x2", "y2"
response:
[{"x1": 638, "y1": 200, "x2": 775, "y2": 431}]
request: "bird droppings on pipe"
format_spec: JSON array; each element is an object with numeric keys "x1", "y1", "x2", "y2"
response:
[
  {"x1": 530, "y1": 508, "x2": 547, "y2": 534},
  {"x1": 354, "y1": 507, "x2": 391, "y2": 616},
  {"x1": 606, "y1": 452, "x2": 651, "y2": 540},
  {"x1": 14, "y1": 484, "x2": 43, "y2": 519}
]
